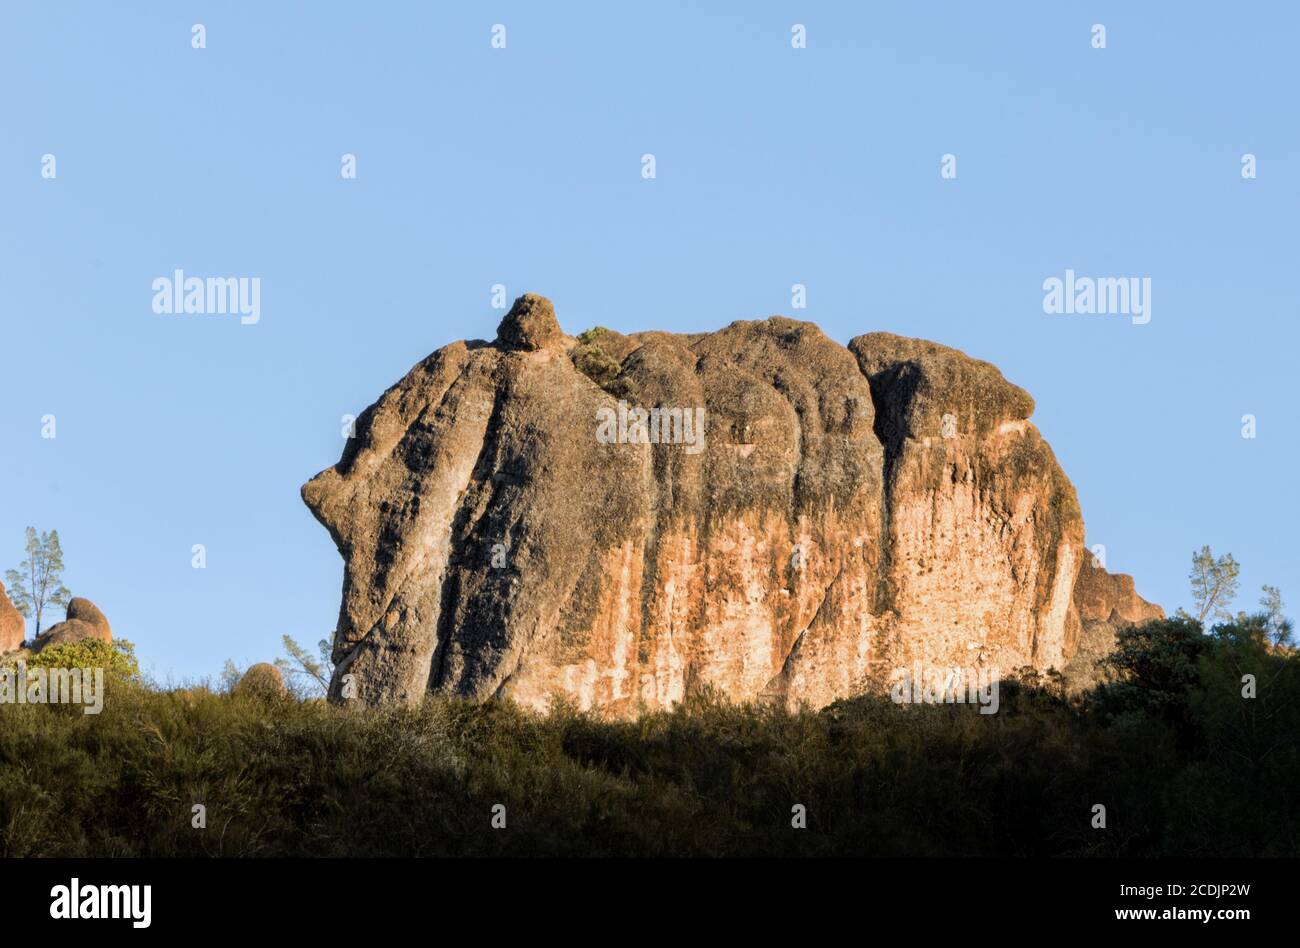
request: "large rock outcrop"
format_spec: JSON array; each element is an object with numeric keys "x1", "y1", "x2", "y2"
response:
[
  {"x1": 304, "y1": 294, "x2": 1160, "y2": 713},
  {"x1": 0, "y1": 582, "x2": 25, "y2": 654}
]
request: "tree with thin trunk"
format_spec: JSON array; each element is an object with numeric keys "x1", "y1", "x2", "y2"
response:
[
  {"x1": 1259, "y1": 585, "x2": 1292, "y2": 648},
  {"x1": 5, "y1": 527, "x2": 72, "y2": 639},
  {"x1": 276, "y1": 634, "x2": 333, "y2": 695},
  {"x1": 1188, "y1": 545, "x2": 1240, "y2": 625}
]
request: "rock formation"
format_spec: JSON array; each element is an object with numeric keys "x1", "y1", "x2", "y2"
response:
[
  {"x1": 1072, "y1": 553, "x2": 1165, "y2": 628},
  {"x1": 0, "y1": 582, "x2": 25, "y2": 654},
  {"x1": 235, "y1": 663, "x2": 286, "y2": 699},
  {"x1": 304, "y1": 294, "x2": 1160, "y2": 713},
  {"x1": 1062, "y1": 552, "x2": 1166, "y2": 687},
  {"x1": 32, "y1": 596, "x2": 113, "y2": 654}
]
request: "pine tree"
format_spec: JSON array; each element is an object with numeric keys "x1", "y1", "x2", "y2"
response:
[
  {"x1": 5, "y1": 527, "x2": 72, "y2": 637},
  {"x1": 276, "y1": 634, "x2": 333, "y2": 694},
  {"x1": 1260, "y1": 585, "x2": 1292, "y2": 647},
  {"x1": 1188, "y1": 545, "x2": 1240, "y2": 625}
]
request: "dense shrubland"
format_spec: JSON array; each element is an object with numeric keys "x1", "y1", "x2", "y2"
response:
[{"x1": 0, "y1": 616, "x2": 1296, "y2": 857}]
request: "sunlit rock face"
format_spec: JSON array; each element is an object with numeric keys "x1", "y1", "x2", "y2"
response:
[
  {"x1": 304, "y1": 295, "x2": 1159, "y2": 714},
  {"x1": 0, "y1": 583, "x2": 24, "y2": 654},
  {"x1": 31, "y1": 597, "x2": 113, "y2": 654}
]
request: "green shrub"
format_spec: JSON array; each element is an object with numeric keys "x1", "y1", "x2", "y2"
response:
[
  {"x1": 570, "y1": 335, "x2": 635, "y2": 399},
  {"x1": 0, "y1": 619, "x2": 1296, "y2": 857},
  {"x1": 11, "y1": 637, "x2": 140, "y2": 680}
]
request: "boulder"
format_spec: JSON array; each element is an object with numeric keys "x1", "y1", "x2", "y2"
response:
[
  {"x1": 0, "y1": 582, "x2": 25, "y2": 654},
  {"x1": 495, "y1": 293, "x2": 564, "y2": 352},
  {"x1": 235, "y1": 663, "x2": 286, "y2": 698},
  {"x1": 31, "y1": 596, "x2": 113, "y2": 654},
  {"x1": 66, "y1": 597, "x2": 112, "y2": 637}
]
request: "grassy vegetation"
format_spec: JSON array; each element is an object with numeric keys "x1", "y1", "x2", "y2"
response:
[{"x1": 1, "y1": 618, "x2": 1297, "y2": 857}]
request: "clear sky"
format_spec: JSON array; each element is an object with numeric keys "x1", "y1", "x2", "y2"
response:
[{"x1": 1, "y1": 2, "x2": 1295, "y2": 682}]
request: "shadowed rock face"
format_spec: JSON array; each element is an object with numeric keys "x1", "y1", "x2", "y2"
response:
[{"x1": 304, "y1": 294, "x2": 1160, "y2": 713}]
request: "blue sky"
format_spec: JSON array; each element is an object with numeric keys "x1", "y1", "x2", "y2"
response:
[{"x1": 1, "y1": 2, "x2": 1295, "y2": 682}]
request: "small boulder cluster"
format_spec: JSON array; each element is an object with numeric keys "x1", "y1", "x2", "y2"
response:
[
  {"x1": 35, "y1": 597, "x2": 113, "y2": 652},
  {"x1": 0, "y1": 583, "x2": 113, "y2": 657}
]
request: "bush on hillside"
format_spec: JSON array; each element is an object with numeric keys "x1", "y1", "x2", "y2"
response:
[
  {"x1": 8, "y1": 637, "x2": 140, "y2": 680},
  {"x1": 0, "y1": 618, "x2": 1296, "y2": 857}
]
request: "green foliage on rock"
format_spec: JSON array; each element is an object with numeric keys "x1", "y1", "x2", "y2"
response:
[{"x1": 570, "y1": 330, "x2": 635, "y2": 399}]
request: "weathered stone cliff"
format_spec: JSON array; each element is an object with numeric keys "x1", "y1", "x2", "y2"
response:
[{"x1": 304, "y1": 294, "x2": 1160, "y2": 712}]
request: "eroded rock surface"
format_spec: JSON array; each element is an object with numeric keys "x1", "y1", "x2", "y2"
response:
[
  {"x1": 1062, "y1": 553, "x2": 1166, "y2": 689},
  {"x1": 305, "y1": 295, "x2": 1160, "y2": 712},
  {"x1": 0, "y1": 583, "x2": 25, "y2": 654}
]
